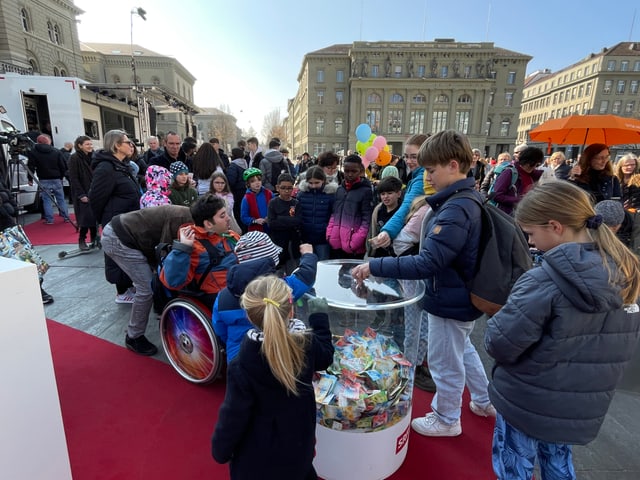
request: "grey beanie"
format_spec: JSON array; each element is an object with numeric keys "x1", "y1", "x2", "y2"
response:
[{"x1": 594, "y1": 200, "x2": 625, "y2": 227}]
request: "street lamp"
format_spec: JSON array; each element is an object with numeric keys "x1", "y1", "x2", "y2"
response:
[{"x1": 130, "y1": 7, "x2": 148, "y2": 144}]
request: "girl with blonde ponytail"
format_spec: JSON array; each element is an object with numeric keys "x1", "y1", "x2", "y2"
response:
[
  {"x1": 212, "y1": 275, "x2": 334, "y2": 479},
  {"x1": 485, "y1": 180, "x2": 640, "y2": 479}
]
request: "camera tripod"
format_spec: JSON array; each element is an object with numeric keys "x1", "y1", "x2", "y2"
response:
[{"x1": 4, "y1": 145, "x2": 78, "y2": 231}]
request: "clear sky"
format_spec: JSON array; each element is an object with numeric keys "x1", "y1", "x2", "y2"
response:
[{"x1": 74, "y1": 0, "x2": 639, "y2": 136}]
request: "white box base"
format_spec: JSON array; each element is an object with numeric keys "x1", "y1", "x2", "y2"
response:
[{"x1": 314, "y1": 407, "x2": 411, "y2": 480}]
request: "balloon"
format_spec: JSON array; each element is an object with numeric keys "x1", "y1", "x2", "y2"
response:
[
  {"x1": 355, "y1": 123, "x2": 372, "y2": 143},
  {"x1": 365, "y1": 146, "x2": 379, "y2": 164},
  {"x1": 376, "y1": 150, "x2": 392, "y2": 166},
  {"x1": 367, "y1": 133, "x2": 376, "y2": 146},
  {"x1": 373, "y1": 136, "x2": 387, "y2": 150},
  {"x1": 355, "y1": 141, "x2": 365, "y2": 155},
  {"x1": 383, "y1": 144, "x2": 390, "y2": 152}
]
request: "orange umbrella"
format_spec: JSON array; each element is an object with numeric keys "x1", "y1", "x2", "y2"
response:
[{"x1": 529, "y1": 114, "x2": 640, "y2": 147}]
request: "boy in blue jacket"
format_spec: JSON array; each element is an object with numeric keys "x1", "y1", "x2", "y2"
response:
[{"x1": 212, "y1": 231, "x2": 318, "y2": 363}]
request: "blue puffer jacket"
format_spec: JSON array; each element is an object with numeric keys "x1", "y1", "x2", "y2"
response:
[
  {"x1": 296, "y1": 180, "x2": 337, "y2": 245},
  {"x1": 212, "y1": 253, "x2": 318, "y2": 362},
  {"x1": 485, "y1": 243, "x2": 640, "y2": 444},
  {"x1": 369, "y1": 177, "x2": 482, "y2": 321}
]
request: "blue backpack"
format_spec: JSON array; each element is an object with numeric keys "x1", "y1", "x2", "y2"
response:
[{"x1": 487, "y1": 163, "x2": 518, "y2": 207}]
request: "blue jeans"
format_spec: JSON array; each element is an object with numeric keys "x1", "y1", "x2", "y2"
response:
[
  {"x1": 101, "y1": 224, "x2": 154, "y2": 338},
  {"x1": 427, "y1": 313, "x2": 490, "y2": 424},
  {"x1": 493, "y1": 413, "x2": 577, "y2": 480},
  {"x1": 402, "y1": 280, "x2": 428, "y2": 366},
  {"x1": 39, "y1": 179, "x2": 69, "y2": 222}
]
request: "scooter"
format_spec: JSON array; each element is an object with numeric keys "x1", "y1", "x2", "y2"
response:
[{"x1": 58, "y1": 236, "x2": 101, "y2": 259}]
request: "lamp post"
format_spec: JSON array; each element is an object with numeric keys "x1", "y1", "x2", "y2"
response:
[{"x1": 130, "y1": 7, "x2": 148, "y2": 144}]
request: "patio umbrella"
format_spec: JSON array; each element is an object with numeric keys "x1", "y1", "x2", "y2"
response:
[{"x1": 529, "y1": 114, "x2": 640, "y2": 149}]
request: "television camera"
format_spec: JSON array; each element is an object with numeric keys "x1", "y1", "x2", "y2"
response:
[{"x1": 0, "y1": 130, "x2": 34, "y2": 159}]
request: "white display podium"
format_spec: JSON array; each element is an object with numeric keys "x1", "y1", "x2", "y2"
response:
[{"x1": 0, "y1": 258, "x2": 72, "y2": 480}]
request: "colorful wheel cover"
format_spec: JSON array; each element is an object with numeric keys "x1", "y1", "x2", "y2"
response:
[{"x1": 160, "y1": 298, "x2": 222, "y2": 383}]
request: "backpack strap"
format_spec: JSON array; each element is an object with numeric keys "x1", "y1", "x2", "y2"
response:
[{"x1": 195, "y1": 238, "x2": 224, "y2": 290}]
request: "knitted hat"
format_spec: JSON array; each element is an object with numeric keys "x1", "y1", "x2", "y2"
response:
[
  {"x1": 594, "y1": 200, "x2": 625, "y2": 227},
  {"x1": 380, "y1": 165, "x2": 399, "y2": 179},
  {"x1": 169, "y1": 161, "x2": 189, "y2": 178},
  {"x1": 234, "y1": 231, "x2": 282, "y2": 264}
]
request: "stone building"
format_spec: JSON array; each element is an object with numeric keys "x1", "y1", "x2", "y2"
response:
[
  {"x1": 288, "y1": 40, "x2": 531, "y2": 158},
  {"x1": 519, "y1": 42, "x2": 640, "y2": 157},
  {"x1": 194, "y1": 108, "x2": 241, "y2": 153}
]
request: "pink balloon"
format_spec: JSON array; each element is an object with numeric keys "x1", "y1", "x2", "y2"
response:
[
  {"x1": 373, "y1": 136, "x2": 387, "y2": 150},
  {"x1": 365, "y1": 146, "x2": 379, "y2": 163}
]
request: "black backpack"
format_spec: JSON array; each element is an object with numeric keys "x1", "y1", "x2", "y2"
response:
[
  {"x1": 270, "y1": 159, "x2": 288, "y2": 189},
  {"x1": 450, "y1": 191, "x2": 532, "y2": 316}
]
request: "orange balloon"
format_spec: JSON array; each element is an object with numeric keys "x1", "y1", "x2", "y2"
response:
[{"x1": 376, "y1": 150, "x2": 392, "y2": 166}]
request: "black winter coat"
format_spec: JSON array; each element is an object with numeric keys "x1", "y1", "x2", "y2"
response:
[
  {"x1": 68, "y1": 150, "x2": 96, "y2": 228},
  {"x1": 88, "y1": 151, "x2": 141, "y2": 226},
  {"x1": 212, "y1": 312, "x2": 334, "y2": 480},
  {"x1": 0, "y1": 182, "x2": 17, "y2": 230}
]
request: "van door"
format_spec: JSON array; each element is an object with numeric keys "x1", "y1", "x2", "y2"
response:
[{"x1": 22, "y1": 94, "x2": 52, "y2": 143}]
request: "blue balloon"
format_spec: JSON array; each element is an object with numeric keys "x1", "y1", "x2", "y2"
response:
[{"x1": 355, "y1": 123, "x2": 372, "y2": 143}]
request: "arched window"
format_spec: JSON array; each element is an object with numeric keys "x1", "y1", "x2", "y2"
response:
[
  {"x1": 28, "y1": 58, "x2": 39, "y2": 74},
  {"x1": 435, "y1": 94, "x2": 449, "y2": 104},
  {"x1": 21, "y1": 8, "x2": 30, "y2": 31},
  {"x1": 457, "y1": 94, "x2": 472, "y2": 104},
  {"x1": 59, "y1": 69, "x2": 67, "y2": 76},
  {"x1": 47, "y1": 21, "x2": 54, "y2": 42},
  {"x1": 53, "y1": 66, "x2": 60, "y2": 77},
  {"x1": 412, "y1": 94, "x2": 426, "y2": 104},
  {"x1": 390, "y1": 93, "x2": 404, "y2": 104},
  {"x1": 367, "y1": 93, "x2": 382, "y2": 104},
  {"x1": 53, "y1": 24, "x2": 61, "y2": 45}
]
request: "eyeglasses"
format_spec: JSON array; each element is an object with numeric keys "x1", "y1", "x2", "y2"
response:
[{"x1": 121, "y1": 140, "x2": 133, "y2": 145}]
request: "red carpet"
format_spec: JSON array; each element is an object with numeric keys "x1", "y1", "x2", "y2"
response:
[
  {"x1": 23, "y1": 214, "x2": 79, "y2": 245},
  {"x1": 47, "y1": 320, "x2": 495, "y2": 480}
]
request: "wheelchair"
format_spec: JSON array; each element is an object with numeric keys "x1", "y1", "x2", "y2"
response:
[{"x1": 159, "y1": 296, "x2": 225, "y2": 384}]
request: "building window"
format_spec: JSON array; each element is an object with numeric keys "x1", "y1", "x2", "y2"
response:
[
  {"x1": 316, "y1": 118, "x2": 325, "y2": 135},
  {"x1": 394, "y1": 66, "x2": 402, "y2": 78},
  {"x1": 571, "y1": 87, "x2": 577, "y2": 100},
  {"x1": 53, "y1": 66, "x2": 60, "y2": 76},
  {"x1": 313, "y1": 143, "x2": 326, "y2": 156},
  {"x1": 336, "y1": 91, "x2": 344, "y2": 105},
  {"x1": 53, "y1": 24, "x2": 62, "y2": 45},
  {"x1": 612, "y1": 100, "x2": 622, "y2": 114},
  {"x1": 586, "y1": 83, "x2": 592, "y2": 96},
  {"x1": 457, "y1": 94, "x2": 472, "y2": 104},
  {"x1": 440, "y1": 66, "x2": 448, "y2": 78},
  {"x1": 28, "y1": 58, "x2": 38, "y2": 73},
  {"x1": 59, "y1": 68, "x2": 67, "y2": 76},
  {"x1": 367, "y1": 93, "x2": 382, "y2": 104},
  {"x1": 488, "y1": 90, "x2": 495, "y2": 106},
  {"x1": 317, "y1": 91, "x2": 324, "y2": 105},
  {"x1": 607, "y1": 60, "x2": 616, "y2": 71},
  {"x1": 634, "y1": 61, "x2": 640, "y2": 72},
  {"x1": 21, "y1": 8, "x2": 30, "y2": 31},
  {"x1": 317, "y1": 69, "x2": 324, "y2": 83},
  {"x1": 582, "y1": 103, "x2": 589, "y2": 115},
  {"x1": 507, "y1": 71, "x2": 516, "y2": 84},
  {"x1": 616, "y1": 80, "x2": 626, "y2": 94},
  {"x1": 631, "y1": 80, "x2": 639, "y2": 94},
  {"x1": 626, "y1": 101, "x2": 635, "y2": 114},
  {"x1": 435, "y1": 94, "x2": 449, "y2": 104},
  {"x1": 409, "y1": 110, "x2": 425, "y2": 134},
  {"x1": 412, "y1": 94, "x2": 426, "y2": 104},
  {"x1": 366, "y1": 109, "x2": 381, "y2": 133},
  {"x1": 335, "y1": 118, "x2": 343, "y2": 135},
  {"x1": 505, "y1": 91, "x2": 514, "y2": 107},
  {"x1": 485, "y1": 119, "x2": 492, "y2": 136},
  {"x1": 455, "y1": 111, "x2": 470, "y2": 134},
  {"x1": 599, "y1": 100, "x2": 609, "y2": 114},
  {"x1": 432, "y1": 111, "x2": 447, "y2": 132},
  {"x1": 621, "y1": 61, "x2": 629, "y2": 72},
  {"x1": 388, "y1": 110, "x2": 403, "y2": 134},
  {"x1": 500, "y1": 119, "x2": 510, "y2": 137},
  {"x1": 390, "y1": 93, "x2": 404, "y2": 104},
  {"x1": 578, "y1": 85, "x2": 584, "y2": 98},
  {"x1": 417, "y1": 65, "x2": 426, "y2": 77},
  {"x1": 336, "y1": 70, "x2": 344, "y2": 82},
  {"x1": 47, "y1": 21, "x2": 54, "y2": 42},
  {"x1": 603, "y1": 80, "x2": 612, "y2": 94},
  {"x1": 372, "y1": 65, "x2": 379, "y2": 78},
  {"x1": 464, "y1": 65, "x2": 472, "y2": 78}
]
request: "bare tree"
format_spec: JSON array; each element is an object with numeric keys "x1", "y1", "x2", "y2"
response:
[{"x1": 262, "y1": 108, "x2": 287, "y2": 145}]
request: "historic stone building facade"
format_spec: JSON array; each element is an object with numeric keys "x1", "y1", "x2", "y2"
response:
[
  {"x1": 520, "y1": 42, "x2": 640, "y2": 157},
  {"x1": 288, "y1": 40, "x2": 532, "y2": 158}
]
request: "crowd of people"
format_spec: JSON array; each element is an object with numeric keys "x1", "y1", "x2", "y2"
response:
[{"x1": 17, "y1": 127, "x2": 640, "y2": 480}]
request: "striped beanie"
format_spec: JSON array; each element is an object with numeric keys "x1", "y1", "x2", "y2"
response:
[{"x1": 234, "y1": 231, "x2": 282, "y2": 265}]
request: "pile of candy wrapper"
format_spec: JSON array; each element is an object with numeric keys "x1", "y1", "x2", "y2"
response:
[
  {"x1": 313, "y1": 327, "x2": 412, "y2": 432},
  {"x1": 0, "y1": 225, "x2": 49, "y2": 275}
]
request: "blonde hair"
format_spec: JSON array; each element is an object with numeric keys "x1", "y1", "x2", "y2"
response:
[
  {"x1": 516, "y1": 182, "x2": 640, "y2": 304},
  {"x1": 549, "y1": 151, "x2": 565, "y2": 166},
  {"x1": 497, "y1": 152, "x2": 512, "y2": 163},
  {"x1": 614, "y1": 153, "x2": 640, "y2": 187},
  {"x1": 240, "y1": 275, "x2": 308, "y2": 395},
  {"x1": 405, "y1": 195, "x2": 428, "y2": 223}
]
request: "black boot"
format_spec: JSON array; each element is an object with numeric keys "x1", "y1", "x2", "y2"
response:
[
  {"x1": 79, "y1": 240, "x2": 90, "y2": 251},
  {"x1": 41, "y1": 288, "x2": 54, "y2": 304}
]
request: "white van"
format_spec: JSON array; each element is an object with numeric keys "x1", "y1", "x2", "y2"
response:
[{"x1": 0, "y1": 107, "x2": 39, "y2": 212}]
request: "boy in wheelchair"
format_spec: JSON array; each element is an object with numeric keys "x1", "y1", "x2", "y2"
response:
[
  {"x1": 212, "y1": 231, "x2": 318, "y2": 363},
  {"x1": 159, "y1": 195, "x2": 240, "y2": 312}
]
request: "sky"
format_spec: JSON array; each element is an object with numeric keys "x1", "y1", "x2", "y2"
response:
[{"x1": 73, "y1": 0, "x2": 639, "y2": 137}]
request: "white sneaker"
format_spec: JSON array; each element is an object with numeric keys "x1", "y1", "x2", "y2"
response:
[
  {"x1": 411, "y1": 412, "x2": 461, "y2": 437},
  {"x1": 115, "y1": 290, "x2": 135, "y2": 304},
  {"x1": 469, "y1": 401, "x2": 497, "y2": 418}
]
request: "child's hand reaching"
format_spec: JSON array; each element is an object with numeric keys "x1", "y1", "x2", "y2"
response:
[{"x1": 299, "y1": 243, "x2": 313, "y2": 255}]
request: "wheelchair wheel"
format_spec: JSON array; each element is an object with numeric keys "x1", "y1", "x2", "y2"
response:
[{"x1": 159, "y1": 297, "x2": 224, "y2": 384}]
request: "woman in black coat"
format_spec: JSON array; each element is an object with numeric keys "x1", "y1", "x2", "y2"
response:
[
  {"x1": 68, "y1": 135, "x2": 97, "y2": 250},
  {"x1": 88, "y1": 130, "x2": 141, "y2": 302}
]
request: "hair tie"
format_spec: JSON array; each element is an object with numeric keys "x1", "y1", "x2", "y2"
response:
[
  {"x1": 586, "y1": 214, "x2": 603, "y2": 229},
  {"x1": 262, "y1": 297, "x2": 280, "y2": 308}
]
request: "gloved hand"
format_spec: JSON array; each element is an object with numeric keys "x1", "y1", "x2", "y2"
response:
[{"x1": 307, "y1": 296, "x2": 329, "y2": 315}]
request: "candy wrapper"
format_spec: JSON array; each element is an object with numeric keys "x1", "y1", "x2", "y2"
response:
[
  {"x1": 0, "y1": 225, "x2": 49, "y2": 275},
  {"x1": 314, "y1": 328, "x2": 414, "y2": 432}
]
